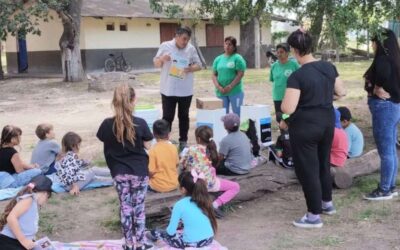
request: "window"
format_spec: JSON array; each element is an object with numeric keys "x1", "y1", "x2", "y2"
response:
[
  {"x1": 106, "y1": 23, "x2": 115, "y2": 31},
  {"x1": 206, "y1": 24, "x2": 224, "y2": 47},
  {"x1": 120, "y1": 23, "x2": 128, "y2": 31}
]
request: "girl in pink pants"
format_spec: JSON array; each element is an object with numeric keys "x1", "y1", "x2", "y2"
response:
[{"x1": 180, "y1": 126, "x2": 240, "y2": 217}]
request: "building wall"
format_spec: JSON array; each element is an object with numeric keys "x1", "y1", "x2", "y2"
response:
[
  {"x1": 4, "y1": 15, "x2": 267, "y2": 73},
  {"x1": 5, "y1": 10, "x2": 63, "y2": 73}
]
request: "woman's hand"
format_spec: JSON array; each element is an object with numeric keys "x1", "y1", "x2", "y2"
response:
[
  {"x1": 215, "y1": 84, "x2": 225, "y2": 93},
  {"x1": 20, "y1": 238, "x2": 35, "y2": 250},
  {"x1": 222, "y1": 84, "x2": 233, "y2": 94},
  {"x1": 279, "y1": 120, "x2": 288, "y2": 130},
  {"x1": 373, "y1": 86, "x2": 391, "y2": 100}
]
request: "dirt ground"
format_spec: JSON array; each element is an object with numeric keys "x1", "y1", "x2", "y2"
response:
[{"x1": 0, "y1": 64, "x2": 399, "y2": 249}]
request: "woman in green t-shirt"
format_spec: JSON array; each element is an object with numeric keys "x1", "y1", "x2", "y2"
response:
[
  {"x1": 212, "y1": 36, "x2": 247, "y2": 116},
  {"x1": 269, "y1": 43, "x2": 300, "y2": 122}
]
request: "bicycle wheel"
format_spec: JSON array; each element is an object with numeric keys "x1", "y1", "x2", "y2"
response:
[
  {"x1": 122, "y1": 63, "x2": 132, "y2": 72},
  {"x1": 104, "y1": 58, "x2": 116, "y2": 72}
]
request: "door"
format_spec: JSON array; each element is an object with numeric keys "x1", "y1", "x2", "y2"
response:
[
  {"x1": 160, "y1": 23, "x2": 179, "y2": 43},
  {"x1": 17, "y1": 36, "x2": 28, "y2": 73}
]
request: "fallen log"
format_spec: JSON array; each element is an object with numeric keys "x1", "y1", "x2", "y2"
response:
[
  {"x1": 146, "y1": 149, "x2": 384, "y2": 218},
  {"x1": 145, "y1": 162, "x2": 298, "y2": 218},
  {"x1": 331, "y1": 149, "x2": 380, "y2": 189}
]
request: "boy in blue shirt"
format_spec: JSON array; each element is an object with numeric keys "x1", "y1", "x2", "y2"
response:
[{"x1": 337, "y1": 107, "x2": 364, "y2": 158}]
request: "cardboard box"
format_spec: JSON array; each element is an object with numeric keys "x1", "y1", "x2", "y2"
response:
[{"x1": 196, "y1": 97, "x2": 223, "y2": 109}]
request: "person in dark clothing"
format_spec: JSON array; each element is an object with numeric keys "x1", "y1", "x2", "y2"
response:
[
  {"x1": 269, "y1": 114, "x2": 294, "y2": 169},
  {"x1": 363, "y1": 28, "x2": 400, "y2": 201},
  {"x1": 281, "y1": 29, "x2": 346, "y2": 229}
]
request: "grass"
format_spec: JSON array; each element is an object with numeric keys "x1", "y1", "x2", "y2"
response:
[
  {"x1": 92, "y1": 154, "x2": 107, "y2": 167},
  {"x1": 100, "y1": 217, "x2": 121, "y2": 232},
  {"x1": 335, "y1": 174, "x2": 379, "y2": 209},
  {"x1": 314, "y1": 236, "x2": 344, "y2": 247},
  {"x1": 39, "y1": 211, "x2": 56, "y2": 235}
]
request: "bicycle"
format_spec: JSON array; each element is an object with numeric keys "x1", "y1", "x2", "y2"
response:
[{"x1": 104, "y1": 52, "x2": 132, "y2": 72}]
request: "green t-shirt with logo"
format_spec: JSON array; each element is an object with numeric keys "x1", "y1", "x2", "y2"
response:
[
  {"x1": 213, "y1": 53, "x2": 247, "y2": 97},
  {"x1": 269, "y1": 60, "x2": 300, "y2": 101}
]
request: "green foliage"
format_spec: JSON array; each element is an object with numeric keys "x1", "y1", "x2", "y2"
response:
[
  {"x1": 272, "y1": 31, "x2": 290, "y2": 43},
  {"x1": 0, "y1": 0, "x2": 70, "y2": 41},
  {"x1": 149, "y1": 0, "x2": 276, "y2": 25}
]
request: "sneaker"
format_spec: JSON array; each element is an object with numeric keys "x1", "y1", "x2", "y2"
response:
[
  {"x1": 213, "y1": 207, "x2": 225, "y2": 219},
  {"x1": 322, "y1": 205, "x2": 337, "y2": 215},
  {"x1": 292, "y1": 214, "x2": 323, "y2": 229},
  {"x1": 364, "y1": 187, "x2": 393, "y2": 201},
  {"x1": 135, "y1": 244, "x2": 154, "y2": 250},
  {"x1": 391, "y1": 187, "x2": 399, "y2": 197}
]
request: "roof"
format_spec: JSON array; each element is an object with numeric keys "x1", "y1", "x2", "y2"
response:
[
  {"x1": 81, "y1": 0, "x2": 298, "y2": 24},
  {"x1": 81, "y1": 0, "x2": 191, "y2": 18}
]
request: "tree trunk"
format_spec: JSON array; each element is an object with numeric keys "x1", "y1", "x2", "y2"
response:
[
  {"x1": 191, "y1": 24, "x2": 207, "y2": 68},
  {"x1": 240, "y1": 17, "x2": 257, "y2": 68},
  {"x1": 254, "y1": 17, "x2": 261, "y2": 69},
  {"x1": 309, "y1": 4, "x2": 326, "y2": 52},
  {"x1": 58, "y1": 0, "x2": 83, "y2": 82},
  {"x1": 331, "y1": 149, "x2": 381, "y2": 189},
  {"x1": 0, "y1": 44, "x2": 4, "y2": 80}
]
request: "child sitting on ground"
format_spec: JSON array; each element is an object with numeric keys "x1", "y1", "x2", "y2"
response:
[
  {"x1": 31, "y1": 123, "x2": 61, "y2": 175},
  {"x1": 146, "y1": 170, "x2": 217, "y2": 249},
  {"x1": 180, "y1": 126, "x2": 240, "y2": 218},
  {"x1": 337, "y1": 106, "x2": 364, "y2": 158},
  {"x1": 217, "y1": 113, "x2": 253, "y2": 175},
  {"x1": 0, "y1": 125, "x2": 42, "y2": 189},
  {"x1": 331, "y1": 109, "x2": 349, "y2": 168},
  {"x1": 269, "y1": 114, "x2": 294, "y2": 169},
  {"x1": 56, "y1": 132, "x2": 111, "y2": 195},
  {"x1": 0, "y1": 175, "x2": 52, "y2": 250},
  {"x1": 148, "y1": 119, "x2": 179, "y2": 192}
]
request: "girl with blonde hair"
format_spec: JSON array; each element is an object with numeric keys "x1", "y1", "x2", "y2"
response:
[{"x1": 97, "y1": 84, "x2": 154, "y2": 250}]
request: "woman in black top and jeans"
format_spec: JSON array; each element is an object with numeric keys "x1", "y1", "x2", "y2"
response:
[
  {"x1": 281, "y1": 29, "x2": 345, "y2": 228},
  {"x1": 363, "y1": 28, "x2": 400, "y2": 201}
]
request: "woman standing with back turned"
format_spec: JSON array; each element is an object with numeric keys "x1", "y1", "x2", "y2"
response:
[
  {"x1": 97, "y1": 84, "x2": 154, "y2": 250},
  {"x1": 281, "y1": 29, "x2": 345, "y2": 228}
]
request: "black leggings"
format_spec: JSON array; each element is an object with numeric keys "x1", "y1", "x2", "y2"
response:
[
  {"x1": 289, "y1": 107, "x2": 334, "y2": 214},
  {"x1": 0, "y1": 234, "x2": 26, "y2": 250}
]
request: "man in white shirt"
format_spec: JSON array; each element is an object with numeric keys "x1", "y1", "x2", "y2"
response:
[{"x1": 153, "y1": 26, "x2": 202, "y2": 150}]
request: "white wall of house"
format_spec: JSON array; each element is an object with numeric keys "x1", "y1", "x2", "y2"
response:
[
  {"x1": 5, "y1": 11, "x2": 63, "y2": 52},
  {"x1": 82, "y1": 17, "x2": 161, "y2": 49},
  {"x1": 5, "y1": 15, "x2": 254, "y2": 53},
  {"x1": 224, "y1": 21, "x2": 241, "y2": 45},
  {"x1": 261, "y1": 24, "x2": 272, "y2": 45}
]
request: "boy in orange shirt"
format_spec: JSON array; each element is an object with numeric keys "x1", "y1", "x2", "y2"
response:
[{"x1": 148, "y1": 119, "x2": 179, "y2": 192}]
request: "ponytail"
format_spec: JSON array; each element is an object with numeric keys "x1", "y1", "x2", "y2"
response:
[
  {"x1": 112, "y1": 84, "x2": 136, "y2": 146},
  {"x1": 195, "y1": 126, "x2": 219, "y2": 166},
  {"x1": 179, "y1": 171, "x2": 218, "y2": 234},
  {"x1": 206, "y1": 140, "x2": 219, "y2": 167},
  {"x1": 0, "y1": 186, "x2": 34, "y2": 231}
]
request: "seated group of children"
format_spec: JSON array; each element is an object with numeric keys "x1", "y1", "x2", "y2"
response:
[
  {"x1": 0, "y1": 124, "x2": 111, "y2": 195},
  {"x1": 148, "y1": 112, "x2": 255, "y2": 218},
  {"x1": 269, "y1": 106, "x2": 364, "y2": 170}
]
